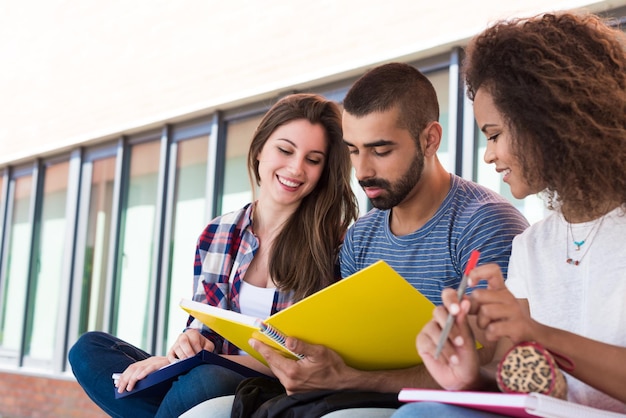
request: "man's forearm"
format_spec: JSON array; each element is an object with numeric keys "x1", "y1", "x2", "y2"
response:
[{"x1": 339, "y1": 363, "x2": 442, "y2": 393}]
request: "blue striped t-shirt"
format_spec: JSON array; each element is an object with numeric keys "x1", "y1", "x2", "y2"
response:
[{"x1": 339, "y1": 175, "x2": 529, "y2": 306}]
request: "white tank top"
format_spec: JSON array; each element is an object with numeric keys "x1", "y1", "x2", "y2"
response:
[{"x1": 238, "y1": 281, "x2": 276, "y2": 355}]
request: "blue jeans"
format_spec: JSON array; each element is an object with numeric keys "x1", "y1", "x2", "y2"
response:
[
  {"x1": 68, "y1": 331, "x2": 247, "y2": 418},
  {"x1": 392, "y1": 402, "x2": 506, "y2": 417}
]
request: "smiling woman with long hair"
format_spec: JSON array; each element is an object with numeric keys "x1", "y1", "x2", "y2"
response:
[{"x1": 68, "y1": 93, "x2": 358, "y2": 418}]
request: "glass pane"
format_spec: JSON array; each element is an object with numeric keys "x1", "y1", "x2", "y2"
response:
[
  {"x1": 428, "y1": 70, "x2": 451, "y2": 173},
  {"x1": 78, "y1": 157, "x2": 116, "y2": 334},
  {"x1": 163, "y1": 137, "x2": 208, "y2": 351},
  {"x1": 0, "y1": 174, "x2": 33, "y2": 354},
  {"x1": 24, "y1": 161, "x2": 70, "y2": 362},
  {"x1": 220, "y1": 115, "x2": 263, "y2": 215},
  {"x1": 475, "y1": 129, "x2": 546, "y2": 224},
  {"x1": 112, "y1": 141, "x2": 161, "y2": 349},
  {"x1": 0, "y1": 175, "x2": 4, "y2": 242}
]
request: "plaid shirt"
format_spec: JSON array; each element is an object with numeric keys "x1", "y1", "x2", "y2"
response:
[{"x1": 185, "y1": 202, "x2": 295, "y2": 354}]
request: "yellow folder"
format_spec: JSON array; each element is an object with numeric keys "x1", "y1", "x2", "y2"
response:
[{"x1": 180, "y1": 260, "x2": 435, "y2": 370}]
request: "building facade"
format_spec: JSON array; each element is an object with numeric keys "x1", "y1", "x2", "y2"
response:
[{"x1": 0, "y1": 1, "x2": 625, "y2": 416}]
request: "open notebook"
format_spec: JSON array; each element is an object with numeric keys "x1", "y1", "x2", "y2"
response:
[
  {"x1": 181, "y1": 260, "x2": 436, "y2": 370},
  {"x1": 398, "y1": 389, "x2": 626, "y2": 418}
]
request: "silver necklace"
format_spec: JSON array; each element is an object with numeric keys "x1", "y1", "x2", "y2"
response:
[{"x1": 565, "y1": 216, "x2": 605, "y2": 266}]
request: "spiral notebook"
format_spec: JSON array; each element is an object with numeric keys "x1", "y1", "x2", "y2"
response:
[
  {"x1": 398, "y1": 389, "x2": 626, "y2": 418},
  {"x1": 180, "y1": 260, "x2": 436, "y2": 370}
]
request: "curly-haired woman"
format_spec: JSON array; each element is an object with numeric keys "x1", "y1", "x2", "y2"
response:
[{"x1": 396, "y1": 11, "x2": 626, "y2": 417}]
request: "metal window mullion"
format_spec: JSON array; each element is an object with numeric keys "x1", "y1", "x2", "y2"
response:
[
  {"x1": 448, "y1": 47, "x2": 463, "y2": 177},
  {"x1": 462, "y1": 85, "x2": 477, "y2": 181},
  {"x1": 0, "y1": 168, "x2": 10, "y2": 347},
  {"x1": 0, "y1": 170, "x2": 9, "y2": 287},
  {"x1": 207, "y1": 112, "x2": 223, "y2": 220}
]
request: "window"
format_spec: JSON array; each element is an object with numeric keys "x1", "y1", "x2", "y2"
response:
[
  {"x1": 23, "y1": 161, "x2": 70, "y2": 366},
  {"x1": 112, "y1": 140, "x2": 162, "y2": 349},
  {"x1": 220, "y1": 115, "x2": 263, "y2": 215},
  {"x1": 163, "y1": 136, "x2": 210, "y2": 351},
  {"x1": 0, "y1": 171, "x2": 33, "y2": 360},
  {"x1": 428, "y1": 70, "x2": 452, "y2": 173},
  {"x1": 75, "y1": 155, "x2": 117, "y2": 335},
  {"x1": 0, "y1": 174, "x2": 5, "y2": 251}
]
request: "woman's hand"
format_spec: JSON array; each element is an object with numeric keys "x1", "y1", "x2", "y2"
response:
[
  {"x1": 469, "y1": 264, "x2": 538, "y2": 344},
  {"x1": 115, "y1": 328, "x2": 215, "y2": 394},
  {"x1": 166, "y1": 328, "x2": 215, "y2": 362},
  {"x1": 417, "y1": 288, "x2": 481, "y2": 390},
  {"x1": 115, "y1": 356, "x2": 170, "y2": 394}
]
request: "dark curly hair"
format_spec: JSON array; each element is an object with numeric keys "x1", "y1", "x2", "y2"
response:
[{"x1": 464, "y1": 12, "x2": 626, "y2": 218}]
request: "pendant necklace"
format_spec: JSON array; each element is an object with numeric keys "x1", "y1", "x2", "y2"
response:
[{"x1": 565, "y1": 215, "x2": 605, "y2": 266}]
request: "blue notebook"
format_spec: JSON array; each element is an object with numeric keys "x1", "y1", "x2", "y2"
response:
[{"x1": 113, "y1": 350, "x2": 269, "y2": 398}]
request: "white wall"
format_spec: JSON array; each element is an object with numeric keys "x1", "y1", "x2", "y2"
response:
[{"x1": 0, "y1": 0, "x2": 616, "y2": 165}]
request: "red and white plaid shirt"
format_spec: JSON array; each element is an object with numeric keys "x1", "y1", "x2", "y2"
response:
[{"x1": 186, "y1": 202, "x2": 294, "y2": 354}]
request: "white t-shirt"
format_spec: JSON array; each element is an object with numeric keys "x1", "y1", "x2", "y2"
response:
[{"x1": 506, "y1": 207, "x2": 626, "y2": 413}]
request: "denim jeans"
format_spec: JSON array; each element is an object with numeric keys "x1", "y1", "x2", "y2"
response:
[
  {"x1": 391, "y1": 402, "x2": 506, "y2": 418},
  {"x1": 68, "y1": 331, "x2": 247, "y2": 418}
]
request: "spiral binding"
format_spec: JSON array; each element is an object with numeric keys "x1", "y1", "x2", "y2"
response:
[{"x1": 257, "y1": 321, "x2": 305, "y2": 360}]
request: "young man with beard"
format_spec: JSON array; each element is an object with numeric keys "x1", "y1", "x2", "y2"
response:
[
  {"x1": 337, "y1": 63, "x2": 529, "y2": 307},
  {"x1": 249, "y1": 63, "x2": 529, "y2": 413}
]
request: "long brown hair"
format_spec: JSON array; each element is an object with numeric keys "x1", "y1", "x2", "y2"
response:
[
  {"x1": 248, "y1": 93, "x2": 358, "y2": 300},
  {"x1": 464, "y1": 12, "x2": 626, "y2": 217}
]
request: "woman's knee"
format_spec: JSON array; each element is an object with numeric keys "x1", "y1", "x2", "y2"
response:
[{"x1": 69, "y1": 331, "x2": 109, "y2": 364}]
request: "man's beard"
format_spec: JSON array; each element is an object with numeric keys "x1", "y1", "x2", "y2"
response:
[{"x1": 359, "y1": 151, "x2": 424, "y2": 210}]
